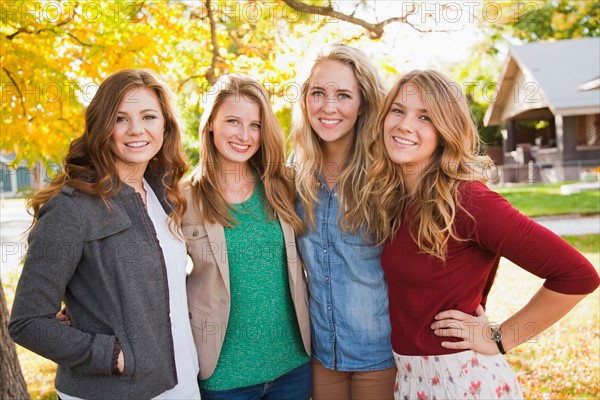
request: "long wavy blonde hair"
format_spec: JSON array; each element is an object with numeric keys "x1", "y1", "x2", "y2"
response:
[
  {"x1": 364, "y1": 70, "x2": 494, "y2": 260},
  {"x1": 28, "y1": 69, "x2": 188, "y2": 233},
  {"x1": 187, "y1": 73, "x2": 304, "y2": 233},
  {"x1": 290, "y1": 43, "x2": 386, "y2": 233}
]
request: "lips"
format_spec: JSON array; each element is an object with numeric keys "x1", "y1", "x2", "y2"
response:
[
  {"x1": 320, "y1": 118, "x2": 341, "y2": 126},
  {"x1": 230, "y1": 142, "x2": 250, "y2": 151},
  {"x1": 125, "y1": 141, "x2": 149, "y2": 148},
  {"x1": 392, "y1": 136, "x2": 417, "y2": 146}
]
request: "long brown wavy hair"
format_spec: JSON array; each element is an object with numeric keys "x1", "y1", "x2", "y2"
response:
[
  {"x1": 186, "y1": 73, "x2": 304, "y2": 234},
  {"x1": 363, "y1": 70, "x2": 494, "y2": 260},
  {"x1": 28, "y1": 69, "x2": 188, "y2": 233},
  {"x1": 290, "y1": 43, "x2": 386, "y2": 233}
]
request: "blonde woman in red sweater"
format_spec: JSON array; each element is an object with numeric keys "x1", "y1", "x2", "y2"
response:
[{"x1": 362, "y1": 69, "x2": 599, "y2": 399}]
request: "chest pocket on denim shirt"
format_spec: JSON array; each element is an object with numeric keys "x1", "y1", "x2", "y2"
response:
[
  {"x1": 340, "y1": 230, "x2": 376, "y2": 247},
  {"x1": 340, "y1": 230, "x2": 381, "y2": 261}
]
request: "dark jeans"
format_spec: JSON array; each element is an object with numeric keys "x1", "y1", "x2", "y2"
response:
[{"x1": 200, "y1": 361, "x2": 312, "y2": 400}]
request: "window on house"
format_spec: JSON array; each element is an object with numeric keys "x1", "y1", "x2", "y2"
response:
[
  {"x1": 576, "y1": 114, "x2": 600, "y2": 147},
  {"x1": 514, "y1": 119, "x2": 556, "y2": 148}
]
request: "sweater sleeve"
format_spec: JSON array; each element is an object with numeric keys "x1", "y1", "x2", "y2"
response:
[
  {"x1": 459, "y1": 182, "x2": 599, "y2": 295},
  {"x1": 8, "y1": 194, "x2": 116, "y2": 375}
]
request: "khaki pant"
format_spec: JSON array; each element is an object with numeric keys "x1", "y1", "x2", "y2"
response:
[{"x1": 311, "y1": 357, "x2": 397, "y2": 400}]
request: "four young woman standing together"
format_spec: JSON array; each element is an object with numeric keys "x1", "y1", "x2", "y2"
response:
[{"x1": 9, "y1": 44, "x2": 599, "y2": 400}]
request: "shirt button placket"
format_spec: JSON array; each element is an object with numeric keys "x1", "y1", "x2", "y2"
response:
[{"x1": 324, "y1": 190, "x2": 336, "y2": 357}]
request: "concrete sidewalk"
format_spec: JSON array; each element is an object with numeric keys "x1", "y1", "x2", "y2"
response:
[
  {"x1": 1, "y1": 199, "x2": 32, "y2": 281},
  {"x1": 533, "y1": 214, "x2": 600, "y2": 236},
  {"x1": 1, "y1": 199, "x2": 599, "y2": 281}
]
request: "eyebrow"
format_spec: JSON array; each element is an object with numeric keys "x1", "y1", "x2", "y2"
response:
[
  {"x1": 223, "y1": 115, "x2": 261, "y2": 122},
  {"x1": 117, "y1": 108, "x2": 160, "y2": 114},
  {"x1": 309, "y1": 84, "x2": 355, "y2": 94},
  {"x1": 391, "y1": 102, "x2": 428, "y2": 113}
]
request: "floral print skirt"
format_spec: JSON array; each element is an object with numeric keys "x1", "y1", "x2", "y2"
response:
[{"x1": 393, "y1": 350, "x2": 523, "y2": 400}]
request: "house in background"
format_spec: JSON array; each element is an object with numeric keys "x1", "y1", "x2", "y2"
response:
[
  {"x1": 0, "y1": 150, "x2": 48, "y2": 198},
  {"x1": 484, "y1": 38, "x2": 600, "y2": 183}
]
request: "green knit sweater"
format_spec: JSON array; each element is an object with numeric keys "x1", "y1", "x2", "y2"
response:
[{"x1": 199, "y1": 182, "x2": 309, "y2": 391}]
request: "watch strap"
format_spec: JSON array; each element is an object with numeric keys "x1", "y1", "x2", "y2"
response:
[
  {"x1": 491, "y1": 326, "x2": 506, "y2": 355},
  {"x1": 495, "y1": 337, "x2": 506, "y2": 355}
]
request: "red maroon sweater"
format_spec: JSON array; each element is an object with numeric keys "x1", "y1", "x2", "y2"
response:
[{"x1": 381, "y1": 181, "x2": 600, "y2": 356}]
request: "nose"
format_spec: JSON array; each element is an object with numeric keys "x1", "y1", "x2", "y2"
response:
[
  {"x1": 318, "y1": 85, "x2": 339, "y2": 113},
  {"x1": 129, "y1": 119, "x2": 144, "y2": 135},
  {"x1": 237, "y1": 125, "x2": 250, "y2": 141},
  {"x1": 322, "y1": 95, "x2": 337, "y2": 113},
  {"x1": 396, "y1": 116, "x2": 415, "y2": 134}
]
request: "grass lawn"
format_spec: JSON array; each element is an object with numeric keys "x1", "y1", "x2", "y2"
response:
[
  {"x1": 488, "y1": 249, "x2": 599, "y2": 399},
  {"x1": 493, "y1": 182, "x2": 600, "y2": 217},
  {"x1": 562, "y1": 235, "x2": 600, "y2": 253}
]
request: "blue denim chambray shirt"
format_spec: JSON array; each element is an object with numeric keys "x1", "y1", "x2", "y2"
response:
[{"x1": 295, "y1": 175, "x2": 394, "y2": 371}]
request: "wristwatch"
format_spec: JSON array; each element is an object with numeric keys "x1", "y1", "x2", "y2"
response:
[{"x1": 491, "y1": 325, "x2": 506, "y2": 354}]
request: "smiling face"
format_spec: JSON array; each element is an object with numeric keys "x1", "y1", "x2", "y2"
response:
[
  {"x1": 210, "y1": 94, "x2": 261, "y2": 169},
  {"x1": 110, "y1": 87, "x2": 165, "y2": 182},
  {"x1": 305, "y1": 60, "x2": 362, "y2": 151},
  {"x1": 383, "y1": 82, "x2": 439, "y2": 187}
]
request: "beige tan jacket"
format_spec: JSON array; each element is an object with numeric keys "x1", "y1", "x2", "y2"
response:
[{"x1": 182, "y1": 186, "x2": 311, "y2": 380}]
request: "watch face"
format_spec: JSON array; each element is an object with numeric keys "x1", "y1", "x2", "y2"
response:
[{"x1": 492, "y1": 330, "x2": 503, "y2": 341}]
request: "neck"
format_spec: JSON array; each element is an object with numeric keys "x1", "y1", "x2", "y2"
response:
[
  {"x1": 218, "y1": 162, "x2": 256, "y2": 204},
  {"x1": 116, "y1": 162, "x2": 147, "y2": 191},
  {"x1": 115, "y1": 161, "x2": 148, "y2": 205},
  {"x1": 218, "y1": 161, "x2": 254, "y2": 190},
  {"x1": 321, "y1": 140, "x2": 351, "y2": 189},
  {"x1": 402, "y1": 163, "x2": 425, "y2": 194}
]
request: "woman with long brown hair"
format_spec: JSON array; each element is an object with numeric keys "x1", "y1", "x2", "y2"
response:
[
  {"x1": 9, "y1": 69, "x2": 200, "y2": 399},
  {"x1": 183, "y1": 73, "x2": 311, "y2": 399}
]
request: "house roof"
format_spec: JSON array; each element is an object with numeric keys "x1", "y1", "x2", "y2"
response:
[
  {"x1": 0, "y1": 149, "x2": 16, "y2": 164},
  {"x1": 577, "y1": 76, "x2": 600, "y2": 91},
  {"x1": 485, "y1": 38, "x2": 600, "y2": 126}
]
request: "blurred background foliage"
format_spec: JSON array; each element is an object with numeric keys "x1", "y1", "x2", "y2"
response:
[{"x1": 2, "y1": 0, "x2": 598, "y2": 166}]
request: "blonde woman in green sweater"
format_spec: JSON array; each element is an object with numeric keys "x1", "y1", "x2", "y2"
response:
[{"x1": 182, "y1": 73, "x2": 311, "y2": 399}]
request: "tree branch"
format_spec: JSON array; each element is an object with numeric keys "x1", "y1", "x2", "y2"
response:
[
  {"x1": 57, "y1": 100, "x2": 77, "y2": 132},
  {"x1": 6, "y1": 26, "x2": 47, "y2": 40},
  {"x1": 177, "y1": 75, "x2": 205, "y2": 92},
  {"x1": 205, "y1": 0, "x2": 220, "y2": 85},
  {"x1": 180, "y1": 1, "x2": 223, "y2": 91},
  {"x1": 1, "y1": 67, "x2": 29, "y2": 121},
  {"x1": 7, "y1": 25, "x2": 91, "y2": 47},
  {"x1": 282, "y1": 0, "x2": 439, "y2": 38},
  {"x1": 6, "y1": 10, "x2": 73, "y2": 40},
  {"x1": 65, "y1": 32, "x2": 93, "y2": 47}
]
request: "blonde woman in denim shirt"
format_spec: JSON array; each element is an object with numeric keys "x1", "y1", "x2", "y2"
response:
[{"x1": 290, "y1": 44, "x2": 396, "y2": 399}]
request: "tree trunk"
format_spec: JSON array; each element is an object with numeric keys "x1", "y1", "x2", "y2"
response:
[{"x1": 0, "y1": 278, "x2": 30, "y2": 400}]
